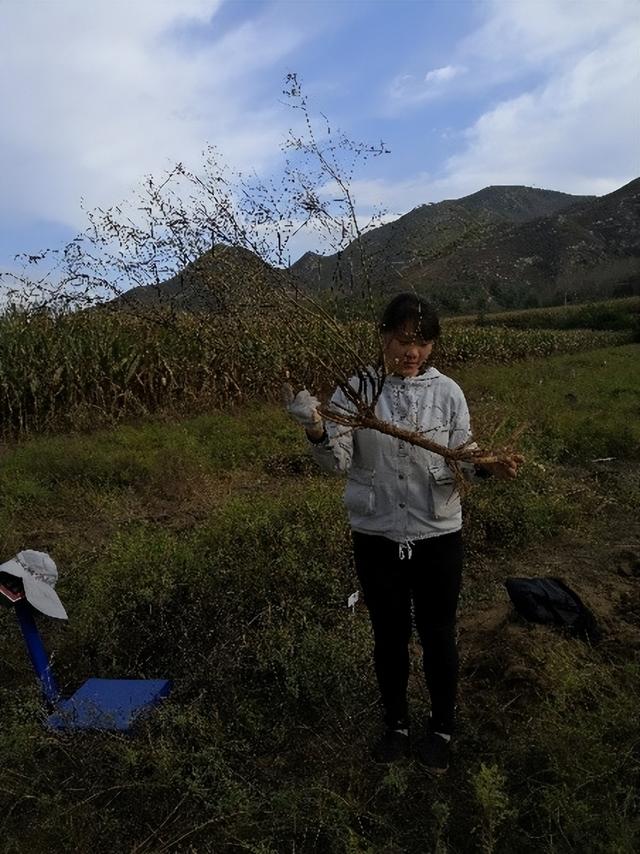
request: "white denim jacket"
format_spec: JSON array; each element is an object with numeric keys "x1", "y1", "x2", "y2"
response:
[{"x1": 310, "y1": 367, "x2": 475, "y2": 546}]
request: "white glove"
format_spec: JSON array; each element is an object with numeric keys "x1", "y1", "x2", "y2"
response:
[{"x1": 283, "y1": 386, "x2": 323, "y2": 430}]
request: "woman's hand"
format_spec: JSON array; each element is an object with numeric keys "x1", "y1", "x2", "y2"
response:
[
  {"x1": 282, "y1": 384, "x2": 324, "y2": 439},
  {"x1": 479, "y1": 453, "x2": 525, "y2": 480}
]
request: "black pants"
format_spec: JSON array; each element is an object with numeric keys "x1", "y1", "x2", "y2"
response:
[{"x1": 352, "y1": 530, "x2": 463, "y2": 735}]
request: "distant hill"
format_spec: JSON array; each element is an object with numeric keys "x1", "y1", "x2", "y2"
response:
[
  {"x1": 114, "y1": 244, "x2": 291, "y2": 313},
  {"x1": 114, "y1": 181, "x2": 640, "y2": 315},
  {"x1": 453, "y1": 185, "x2": 594, "y2": 223},
  {"x1": 290, "y1": 181, "x2": 640, "y2": 311}
]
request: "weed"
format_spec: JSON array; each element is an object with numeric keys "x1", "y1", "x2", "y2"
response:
[
  {"x1": 430, "y1": 799, "x2": 450, "y2": 854},
  {"x1": 471, "y1": 763, "x2": 515, "y2": 854}
]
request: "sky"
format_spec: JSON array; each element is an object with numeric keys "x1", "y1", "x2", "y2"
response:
[{"x1": 1, "y1": 0, "x2": 639, "y2": 276}]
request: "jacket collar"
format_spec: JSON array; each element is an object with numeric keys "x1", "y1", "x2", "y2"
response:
[{"x1": 386, "y1": 366, "x2": 441, "y2": 385}]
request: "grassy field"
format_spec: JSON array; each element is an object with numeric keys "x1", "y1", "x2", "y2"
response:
[
  {"x1": 1, "y1": 338, "x2": 638, "y2": 853},
  {"x1": 449, "y1": 296, "x2": 640, "y2": 331}
]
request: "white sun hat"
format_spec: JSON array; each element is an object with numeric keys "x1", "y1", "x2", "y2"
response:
[{"x1": 0, "y1": 550, "x2": 68, "y2": 620}]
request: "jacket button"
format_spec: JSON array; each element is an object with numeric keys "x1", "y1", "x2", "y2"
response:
[
  {"x1": 399, "y1": 474, "x2": 404, "y2": 480},
  {"x1": 399, "y1": 502, "x2": 406, "y2": 508}
]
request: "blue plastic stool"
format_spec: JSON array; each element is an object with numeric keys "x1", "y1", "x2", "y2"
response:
[{"x1": 12, "y1": 598, "x2": 171, "y2": 733}]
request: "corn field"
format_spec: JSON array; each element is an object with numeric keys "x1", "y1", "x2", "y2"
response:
[
  {"x1": 437, "y1": 323, "x2": 629, "y2": 363},
  {"x1": 0, "y1": 305, "x2": 631, "y2": 437},
  {"x1": 450, "y1": 295, "x2": 640, "y2": 330}
]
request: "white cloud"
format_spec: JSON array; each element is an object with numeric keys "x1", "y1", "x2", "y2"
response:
[
  {"x1": 424, "y1": 65, "x2": 466, "y2": 84},
  {"x1": 319, "y1": 176, "x2": 432, "y2": 217},
  {"x1": 0, "y1": 0, "x2": 307, "y2": 235},
  {"x1": 377, "y1": 0, "x2": 639, "y2": 210},
  {"x1": 431, "y1": 23, "x2": 640, "y2": 199},
  {"x1": 462, "y1": 0, "x2": 638, "y2": 66},
  {"x1": 387, "y1": 0, "x2": 640, "y2": 107},
  {"x1": 389, "y1": 64, "x2": 467, "y2": 104}
]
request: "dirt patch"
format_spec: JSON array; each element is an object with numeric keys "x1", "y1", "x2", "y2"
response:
[{"x1": 458, "y1": 462, "x2": 640, "y2": 706}]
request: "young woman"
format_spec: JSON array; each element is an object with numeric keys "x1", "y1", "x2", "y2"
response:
[{"x1": 287, "y1": 293, "x2": 522, "y2": 773}]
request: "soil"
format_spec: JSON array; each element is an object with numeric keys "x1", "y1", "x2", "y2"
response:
[{"x1": 458, "y1": 461, "x2": 640, "y2": 702}]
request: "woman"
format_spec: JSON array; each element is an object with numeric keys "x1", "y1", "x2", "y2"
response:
[{"x1": 287, "y1": 293, "x2": 522, "y2": 773}]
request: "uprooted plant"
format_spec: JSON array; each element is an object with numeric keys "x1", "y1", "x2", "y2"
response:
[{"x1": 1, "y1": 74, "x2": 524, "y2": 480}]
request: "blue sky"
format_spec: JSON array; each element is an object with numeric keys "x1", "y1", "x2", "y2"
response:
[{"x1": 1, "y1": 0, "x2": 638, "y2": 275}]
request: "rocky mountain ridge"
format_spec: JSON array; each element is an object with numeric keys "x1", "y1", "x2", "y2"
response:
[{"x1": 290, "y1": 180, "x2": 640, "y2": 310}]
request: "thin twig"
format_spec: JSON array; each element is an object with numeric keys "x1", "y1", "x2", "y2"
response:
[{"x1": 131, "y1": 794, "x2": 189, "y2": 853}]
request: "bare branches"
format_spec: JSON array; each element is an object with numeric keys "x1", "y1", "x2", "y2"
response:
[
  {"x1": 321, "y1": 403, "x2": 525, "y2": 465},
  {"x1": 1, "y1": 74, "x2": 525, "y2": 475},
  {"x1": 320, "y1": 401, "x2": 526, "y2": 492}
]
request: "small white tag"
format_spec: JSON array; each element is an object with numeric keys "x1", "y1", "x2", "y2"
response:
[{"x1": 347, "y1": 591, "x2": 359, "y2": 610}]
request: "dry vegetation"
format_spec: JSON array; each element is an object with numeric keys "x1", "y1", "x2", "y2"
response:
[{"x1": 0, "y1": 301, "x2": 631, "y2": 437}]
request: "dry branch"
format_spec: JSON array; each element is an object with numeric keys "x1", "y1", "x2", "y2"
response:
[{"x1": 318, "y1": 402, "x2": 526, "y2": 491}]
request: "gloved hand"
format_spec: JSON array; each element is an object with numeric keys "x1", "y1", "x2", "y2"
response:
[{"x1": 281, "y1": 384, "x2": 323, "y2": 430}]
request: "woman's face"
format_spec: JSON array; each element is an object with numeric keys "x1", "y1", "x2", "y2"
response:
[{"x1": 383, "y1": 324, "x2": 434, "y2": 377}]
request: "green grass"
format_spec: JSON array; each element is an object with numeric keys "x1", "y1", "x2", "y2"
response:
[
  {"x1": 0, "y1": 344, "x2": 639, "y2": 852},
  {"x1": 450, "y1": 343, "x2": 640, "y2": 463}
]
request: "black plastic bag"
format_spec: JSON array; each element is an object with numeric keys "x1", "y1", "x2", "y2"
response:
[{"x1": 505, "y1": 576, "x2": 600, "y2": 642}]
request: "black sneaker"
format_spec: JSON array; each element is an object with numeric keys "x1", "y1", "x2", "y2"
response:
[
  {"x1": 418, "y1": 730, "x2": 450, "y2": 774},
  {"x1": 372, "y1": 729, "x2": 410, "y2": 763}
]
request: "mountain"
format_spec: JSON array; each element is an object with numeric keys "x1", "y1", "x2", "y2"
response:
[
  {"x1": 453, "y1": 185, "x2": 593, "y2": 223},
  {"x1": 112, "y1": 181, "x2": 640, "y2": 315},
  {"x1": 290, "y1": 181, "x2": 640, "y2": 311},
  {"x1": 289, "y1": 186, "x2": 593, "y2": 292},
  {"x1": 114, "y1": 244, "x2": 291, "y2": 313}
]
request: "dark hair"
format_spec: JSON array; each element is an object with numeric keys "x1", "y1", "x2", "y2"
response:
[{"x1": 379, "y1": 293, "x2": 440, "y2": 341}]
